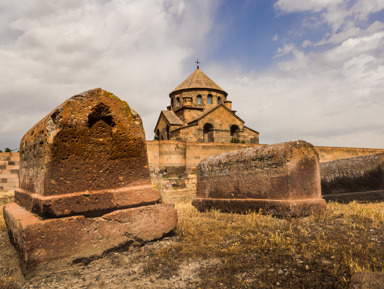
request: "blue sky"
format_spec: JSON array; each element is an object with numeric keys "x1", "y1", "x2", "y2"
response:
[{"x1": 0, "y1": 0, "x2": 383, "y2": 150}]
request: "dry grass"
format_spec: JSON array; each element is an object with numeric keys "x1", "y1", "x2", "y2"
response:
[
  {"x1": 144, "y1": 194, "x2": 384, "y2": 289},
  {"x1": 0, "y1": 192, "x2": 14, "y2": 232},
  {"x1": 1, "y1": 190, "x2": 383, "y2": 288}
]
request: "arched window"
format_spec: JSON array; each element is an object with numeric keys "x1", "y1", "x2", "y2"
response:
[
  {"x1": 218, "y1": 97, "x2": 221, "y2": 104},
  {"x1": 155, "y1": 129, "x2": 160, "y2": 140},
  {"x1": 197, "y1": 95, "x2": 202, "y2": 104},
  {"x1": 177, "y1": 97, "x2": 181, "y2": 107},
  {"x1": 207, "y1": 94, "x2": 212, "y2": 104},
  {"x1": 230, "y1": 125, "x2": 240, "y2": 141},
  {"x1": 203, "y1": 123, "x2": 214, "y2": 143},
  {"x1": 166, "y1": 125, "x2": 170, "y2": 140}
]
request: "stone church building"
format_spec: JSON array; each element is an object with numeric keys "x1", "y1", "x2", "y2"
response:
[{"x1": 154, "y1": 66, "x2": 259, "y2": 144}]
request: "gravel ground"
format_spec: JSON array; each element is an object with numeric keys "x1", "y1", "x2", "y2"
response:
[{"x1": 0, "y1": 231, "x2": 200, "y2": 289}]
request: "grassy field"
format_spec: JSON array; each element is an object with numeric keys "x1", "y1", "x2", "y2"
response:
[
  {"x1": 145, "y1": 192, "x2": 384, "y2": 288},
  {"x1": 1, "y1": 191, "x2": 384, "y2": 288}
]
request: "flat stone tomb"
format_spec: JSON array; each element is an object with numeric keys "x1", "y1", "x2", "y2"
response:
[
  {"x1": 192, "y1": 140, "x2": 327, "y2": 216},
  {"x1": 3, "y1": 88, "x2": 177, "y2": 276},
  {"x1": 321, "y1": 153, "x2": 384, "y2": 203}
]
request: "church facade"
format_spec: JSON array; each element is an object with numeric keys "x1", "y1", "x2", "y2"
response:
[{"x1": 154, "y1": 67, "x2": 259, "y2": 144}]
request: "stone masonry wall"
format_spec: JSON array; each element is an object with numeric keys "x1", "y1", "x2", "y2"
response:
[
  {"x1": 0, "y1": 152, "x2": 19, "y2": 191},
  {"x1": 1, "y1": 143, "x2": 384, "y2": 191},
  {"x1": 316, "y1": 146, "x2": 384, "y2": 163},
  {"x1": 147, "y1": 141, "x2": 384, "y2": 174}
]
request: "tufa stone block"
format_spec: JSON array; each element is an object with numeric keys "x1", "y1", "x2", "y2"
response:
[
  {"x1": 4, "y1": 202, "x2": 177, "y2": 277},
  {"x1": 321, "y1": 153, "x2": 384, "y2": 203},
  {"x1": 4, "y1": 88, "x2": 177, "y2": 276},
  {"x1": 192, "y1": 140, "x2": 326, "y2": 216}
]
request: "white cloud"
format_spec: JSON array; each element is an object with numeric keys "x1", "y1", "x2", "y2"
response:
[
  {"x1": 322, "y1": 32, "x2": 384, "y2": 63},
  {"x1": 0, "y1": 0, "x2": 218, "y2": 149},
  {"x1": 209, "y1": 0, "x2": 384, "y2": 148},
  {"x1": 274, "y1": 0, "x2": 343, "y2": 13}
]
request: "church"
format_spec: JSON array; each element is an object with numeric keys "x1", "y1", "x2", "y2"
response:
[{"x1": 154, "y1": 64, "x2": 259, "y2": 144}]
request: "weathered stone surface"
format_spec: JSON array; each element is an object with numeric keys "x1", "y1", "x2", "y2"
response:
[
  {"x1": 4, "y1": 88, "x2": 178, "y2": 276},
  {"x1": 349, "y1": 272, "x2": 384, "y2": 289},
  {"x1": 19, "y1": 88, "x2": 150, "y2": 197},
  {"x1": 192, "y1": 140, "x2": 326, "y2": 216},
  {"x1": 321, "y1": 153, "x2": 384, "y2": 202},
  {"x1": 14, "y1": 185, "x2": 160, "y2": 218},
  {"x1": 3, "y1": 202, "x2": 177, "y2": 276}
]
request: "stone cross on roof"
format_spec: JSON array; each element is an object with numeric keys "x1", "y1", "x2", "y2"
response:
[{"x1": 195, "y1": 59, "x2": 200, "y2": 69}]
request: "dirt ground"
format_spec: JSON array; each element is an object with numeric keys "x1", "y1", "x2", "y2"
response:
[
  {"x1": 0, "y1": 189, "x2": 201, "y2": 289},
  {"x1": 0, "y1": 231, "x2": 205, "y2": 289}
]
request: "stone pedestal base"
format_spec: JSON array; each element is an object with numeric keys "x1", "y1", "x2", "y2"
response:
[
  {"x1": 192, "y1": 198, "x2": 327, "y2": 217},
  {"x1": 3, "y1": 202, "x2": 177, "y2": 277}
]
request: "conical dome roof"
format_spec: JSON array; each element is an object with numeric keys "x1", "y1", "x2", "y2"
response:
[{"x1": 171, "y1": 69, "x2": 226, "y2": 95}]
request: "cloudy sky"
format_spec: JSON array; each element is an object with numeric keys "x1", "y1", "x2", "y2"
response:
[{"x1": 1, "y1": 0, "x2": 383, "y2": 151}]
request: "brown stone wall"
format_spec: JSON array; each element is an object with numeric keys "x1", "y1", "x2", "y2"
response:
[
  {"x1": 172, "y1": 106, "x2": 260, "y2": 144},
  {"x1": 244, "y1": 127, "x2": 259, "y2": 144},
  {"x1": 2, "y1": 143, "x2": 384, "y2": 188},
  {"x1": 0, "y1": 152, "x2": 19, "y2": 192},
  {"x1": 147, "y1": 140, "x2": 261, "y2": 174},
  {"x1": 316, "y1": 146, "x2": 384, "y2": 162}
]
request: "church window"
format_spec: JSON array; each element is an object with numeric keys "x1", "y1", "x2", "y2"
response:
[
  {"x1": 166, "y1": 125, "x2": 170, "y2": 140},
  {"x1": 230, "y1": 125, "x2": 240, "y2": 141},
  {"x1": 155, "y1": 129, "x2": 160, "y2": 140},
  {"x1": 197, "y1": 95, "x2": 202, "y2": 104},
  {"x1": 208, "y1": 94, "x2": 212, "y2": 104},
  {"x1": 177, "y1": 97, "x2": 181, "y2": 107},
  {"x1": 203, "y1": 123, "x2": 214, "y2": 143},
  {"x1": 218, "y1": 97, "x2": 221, "y2": 104}
]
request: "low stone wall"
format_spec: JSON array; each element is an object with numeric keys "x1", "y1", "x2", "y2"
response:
[
  {"x1": 0, "y1": 152, "x2": 19, "y2": 191},
  {"x1": 147, "y1": 141, "x2": 384, "y2": 175},
  {"x1": 2, "y1": 143, "x2": 384, "y2": 191},
  {"x1": 146, "y1": 140, "x2": 261, "y2": 175},
  {"x1": 316, "y1": 146, "x2": 384, "y2": 163}
]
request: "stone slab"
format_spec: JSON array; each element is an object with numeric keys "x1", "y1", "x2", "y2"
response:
[
  {"x1": 14, "y1": 184, "x2": 161, "y2": 218},
  {"x1": 192, "y1": 140, "x2": 326, "y2": 216},
  {"x1": 3, "y1": 202, "x2": 177, "y2": 277},
  {"x1": 321, "y1": 153, "x2": 384, "y2": 195}
]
